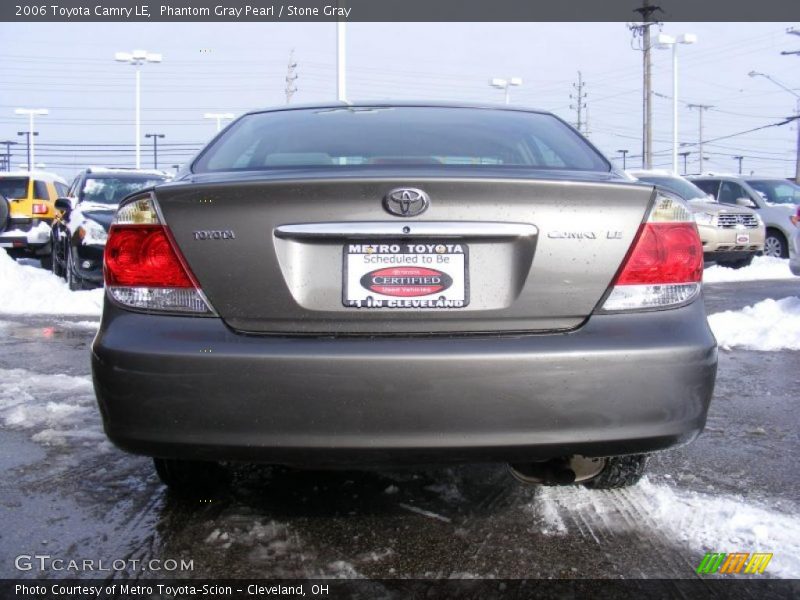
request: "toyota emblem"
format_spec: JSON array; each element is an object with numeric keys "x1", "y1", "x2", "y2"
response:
[{"x1": 384, "y1": 188, "x2": 430, "y2": 217}]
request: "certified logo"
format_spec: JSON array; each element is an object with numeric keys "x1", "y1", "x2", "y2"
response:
[
  {"x1": 384, "y1": 188, "x2": 430, "y2": 217},
  {"x1": 360, "y1": 267, "x2": 451, "y2": 297}
]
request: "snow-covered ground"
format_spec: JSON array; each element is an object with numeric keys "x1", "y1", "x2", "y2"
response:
[
  {"x1": 0, "y1": 367, "x2": 107, "y2": 449},
  {"x1": 709, "y1": 296, "x2": 800, "y2": 351},
  {"x1": 0, "y1": 251, "x2": 102, "y2": 316},
  {"x1": 534, "y1": 478, "x2": 800, "y2": 578},
  {"x1": 704, "y1": 256, "x2": 796, "y2": 284}
]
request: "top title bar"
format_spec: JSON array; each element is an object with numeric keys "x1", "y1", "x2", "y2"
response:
[{"x1": 3, "y1": 0, "x2": 799, "y2": 22}]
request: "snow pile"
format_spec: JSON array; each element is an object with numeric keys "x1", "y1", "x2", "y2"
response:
[
  {"x1": 708, "y1": 296, "x2": 800, "y2": 351},
  {"x1": 0, "y1": 367, "x2": 103, "y2": 446},
  {"x1": 704, "y1": 256, "x2": 795, "y2": 283},
  {"x1": 0, "y1": 251, "x2": 103, "y2": 316},
  {"x1": 532, "y1": 478, "x2": 800, "y2": 578}
]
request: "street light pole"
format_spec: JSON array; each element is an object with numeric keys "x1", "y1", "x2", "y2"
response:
[
  {"x1": 656, "y1": 33, "x2": 697, "y2": 174},
  {"x1": 679, "y1": 151, "x2": 690, "y2": 175},
  {"x1": 16, "y1": 131, "x2": 38, "y2": 170},
  {"x1": 145, "y1": 133, "x2": 164, "y2": 169},
  {"x1": 14, "y1": 108, "x2": 48, "y2": 170},
  {"x1": 115, "y1": 50, "x2": 162, "y2": 169},
  {"x1": 203, "y1": 112, "x2": 235, "y2": 133},
  {"x1": 489, "y1": 78, "x2": 523, "y2": 104},
  {"x1": 617, "y1": 149, "x2": 629, "y2": 169}
]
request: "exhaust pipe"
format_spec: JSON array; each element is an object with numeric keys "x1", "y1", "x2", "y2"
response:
[{"x1": 509, "y1": 456, "x2": 606, "y2": 485}]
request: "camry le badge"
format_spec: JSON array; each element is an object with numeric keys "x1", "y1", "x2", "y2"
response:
[{"x1": 384, "y1": 188, "x2": 430, "y2": 217}]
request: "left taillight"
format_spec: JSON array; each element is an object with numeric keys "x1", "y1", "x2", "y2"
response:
[
  {"x1": 32, "y1": 203, "x2": 48, "y2": 214},
  {"x1": 104, "y1": 192, "x2": 215, "y2": 315}
]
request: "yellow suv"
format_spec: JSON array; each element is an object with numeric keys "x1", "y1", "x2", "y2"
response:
[{"x1": 0, "y1": 170, "x2": 68, "y2": 268}]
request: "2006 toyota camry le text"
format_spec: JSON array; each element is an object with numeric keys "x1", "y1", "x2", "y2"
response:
[{"x1": 91, "y1": 103, "x2": 717, "y2": 491}]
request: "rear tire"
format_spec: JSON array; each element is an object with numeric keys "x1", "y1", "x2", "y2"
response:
[
  {"x1": 583, "y1": 454, "x2": 649, "y2": 489},
  {"x1": 153, "y1": 458, "x2": 229, "y2": 493}
]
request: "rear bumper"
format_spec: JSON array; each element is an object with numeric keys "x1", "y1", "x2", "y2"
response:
[
  {"x1": 91, "y1": 299, "x2": 718, "y2": 466},
  {"x1": 0, "y1": 220, "x2": 51, "y2": 252}
]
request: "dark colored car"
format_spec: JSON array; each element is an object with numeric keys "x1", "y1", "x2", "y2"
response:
[
  {"x1": 51, "y1": 168, "x2": 168, "y2": 290},
  {"x1": 91, "y1": 103, "x2": 717, "y2": 491},
  {"x1": 0, "y1": 192, "x2": 8, "y2": 234}
]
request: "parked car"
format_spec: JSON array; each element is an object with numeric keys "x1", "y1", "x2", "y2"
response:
[
  {"x1": 92, "y1": 103, "x2": 717, "y2": 491},
  {"x1": 0, "y1": 192, "x2": 8, "y2": 234},
  {"x1": 689, "y1": 174, "x2": 799, "y2": 259},
  {"x1": 628, "y1": 170, "x2": 764, "y2": 268},
  {"x1": 51, "y1": 167, "x2": 169, "y2": 290},
  {"x1": 790, "y1": 205, "x2": 800, "y2": 276},
  {"x1": 0, "y1": 170, "x2": 68, "y2": 267}
]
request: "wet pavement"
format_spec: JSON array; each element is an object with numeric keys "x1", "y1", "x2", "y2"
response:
[{"x1": 0, "y1": 279, "x2": 798, "y2": 580}]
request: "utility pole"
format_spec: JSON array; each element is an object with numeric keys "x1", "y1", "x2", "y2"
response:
[
  {"x1": 16, "y1": 131, "x2": 38, "y2": 170},
  {"x1": 783, "y1": 28, "x2": 800, "y2": 182},
  {"x1": 733, "y1": 155, "x2": 744, "y2": 174},
  {"x1": 570, "y1": 71, "x2": 587, "y2": 135},
  {"x1": 336, "y1": 6, "x2": 346, "y2": 101},
  {"x1": 285, "y1": 49, "x2": 298, "y2": 104},
  {"x1": 145, "y1": 133, "x2": 164, "y2": 169},
  {"x1": 617, "y1": 149, "x2": 629, "y2": 169},
  {"x1": 679, "y1": 151, "x2": 690, "y2": 175},
  {"x1": 1, "y1": 141, "x2": 17, "y2": 171},
  {"x1": 687, "y1": 103, "x2": 713, "y2": 174},
  {"x1": 630, "y1": 2, "x2": 662, "y2": 168}
]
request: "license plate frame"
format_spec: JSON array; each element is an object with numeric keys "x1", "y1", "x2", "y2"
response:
[{"x1": 343, "y1": 240, "x2": 469, "y2": 309}]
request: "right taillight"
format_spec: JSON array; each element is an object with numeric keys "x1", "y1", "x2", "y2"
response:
[
  {"x1": 600, "y1": 191, "x2": 703, "y2": 312},
  {"x1": 104, "y1": 192, "x2": 215, "y2": 315}
]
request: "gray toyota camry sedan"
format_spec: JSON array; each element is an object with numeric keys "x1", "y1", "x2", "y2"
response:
[{"x1": 91, "y1": 103, "x2": 717, "y2": 491}]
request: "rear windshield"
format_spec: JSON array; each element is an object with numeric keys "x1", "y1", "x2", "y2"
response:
[
  {"x1": 193, "y1": 106, "x2": 610, "y2": 173},
  {"x1": 0, "y1": 177, "x2": 30, "y2": 200},
  {"x1": 635, "y1": 176, "x2": 709, "y2": 202},
  {"x1": 80, "y1": 177, "x2": 165, "y2": 205}
]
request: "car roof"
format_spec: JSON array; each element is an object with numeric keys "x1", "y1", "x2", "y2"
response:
[
  {"x1": 626, "y1": 169, "x2": 682, "y2": 178},
  {"x1": 242, "y1": 100, "x2": 553, "y2": 117},
  {"x1": 0, "y1": 170, "x2": 67, "y2": 184},
  {"x1": 83, "y1": 167, "x2": 170, "y2": 178}
]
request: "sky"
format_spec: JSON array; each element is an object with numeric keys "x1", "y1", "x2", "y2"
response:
[{"x1": 0, "y1": 21, "x2": 798, "y2": 180}]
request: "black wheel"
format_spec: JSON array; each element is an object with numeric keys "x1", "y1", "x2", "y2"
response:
[
  {"x1": 763, "y1": 230, "x2": 788, "y2": 259},
  {"x1": 0, "y1": 194, "x2": 8, "y2": 233},
  {"x1": 583, "y1": 454, "x2": 649, "y2": 490},
  {"x1": 717, "y1": 255, "x2": 754, "y2": 269},
  {"x1": 153, "y1": 458, "x2": 229, "y2": 493},
  {"x1": 40, "y1": 252, "x2": 53, "y2": 271},
  {"x1": 66, "y1": 247, "x2": 84, "y2": 291},
  {"x1": 51, "y1": 235, "x2": 65, "y2": 278},
  {"x1": 731, "y1": 255, "x2": 754, "y2": 269}
]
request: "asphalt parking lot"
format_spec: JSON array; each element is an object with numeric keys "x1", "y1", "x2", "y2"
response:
[{"x1": 0, "y1": 279, "x2": 798, "y2": 581}]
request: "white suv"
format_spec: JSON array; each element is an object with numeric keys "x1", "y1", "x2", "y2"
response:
[{"x1": 689, "y1": 174, "x2": 799, "y2": 259}]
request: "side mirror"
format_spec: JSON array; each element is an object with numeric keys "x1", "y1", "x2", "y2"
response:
[
  {"x1": 735, "y1": 197, "x2": 756, "y2": 209},
  {"x1": 54, "y1": 197, "x2": 73, "y2": 215}
]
